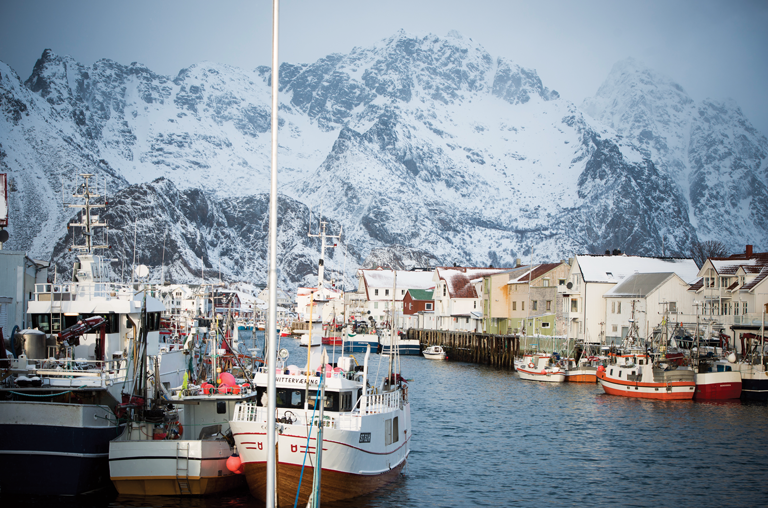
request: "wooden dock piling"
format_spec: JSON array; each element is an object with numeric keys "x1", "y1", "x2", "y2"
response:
[{"x1": 408, "y1": 329, "x2": 519, "y2": 370}]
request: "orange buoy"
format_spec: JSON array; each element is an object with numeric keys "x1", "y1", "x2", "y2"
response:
[{"x1": 226, "y1": 454, "x2": 242, "y2": 474}]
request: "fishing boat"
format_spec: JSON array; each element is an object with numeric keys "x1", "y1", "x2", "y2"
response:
[
  {"x1": 516, "y1": 353, "x2": 565, "y2": 383},
  {"x1": 561, "y1": 356, "x2": 599, "y2": 383},
  {"x1": 422, "y1": 345, "x2": 447, "y2": 360},
  {"x1": 732, "y1": 327, "x2": 767, "y2": 400},
  {"x1": 689, "y1": 321, "x2": 741, "y2": 400},
  {"x1": 380, "y1": 329, "x2": 420, "y2": 355},
  {"x1": 230, "y1": 344, "x2": 410, "y2": 505},
  {"x1": 0, "y1": 174, "x2": 184, "y2": 496},
  {"x1": 280, "y1": 326, "x2": 292, "y2": 337},
  {"x1": 343, "y1": 322, "x2": 380, "y2": 353},
  {"x1": 109, "y1": 310, "x2": 263, "y2": 496},
  {"x1": 597, "y1": 348, "x2": 696, "y2": 400}
]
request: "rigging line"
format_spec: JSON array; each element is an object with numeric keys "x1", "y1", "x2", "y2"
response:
[{"x1": 294, "y1": 369, "x2": 323, "y2": 508}]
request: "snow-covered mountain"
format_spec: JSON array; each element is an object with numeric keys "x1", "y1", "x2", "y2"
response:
[
  {"x1": 582, "y1": 58, "x2": 768, "y2": 249},
  {"x1": 1, "y1": 32, "x2": 766, "y2": 289}
]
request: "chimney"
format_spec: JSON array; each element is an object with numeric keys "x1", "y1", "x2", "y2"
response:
[
  {"x1": 746, "y1": 245, "x2": 753, "y2": 257},
  {"x1": 515, "y1": 258, "x2": 521, "y2": 267}
]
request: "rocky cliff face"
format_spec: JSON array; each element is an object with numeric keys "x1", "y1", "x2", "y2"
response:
[
  {"x1": 582, "y1": 58, "x2": 768, "y2": 250},
  {"x1": 2, "y1": 34, "x2": 765, "y2": 289}
]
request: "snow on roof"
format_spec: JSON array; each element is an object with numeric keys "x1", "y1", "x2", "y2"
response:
[
  {"x1": 603, "y1": 272, "x2": 677, "y2": 298},
  {"x1": 576, "y1": 255, "x2": 699, "y2": 284},
  {"x1": 361, "y1": 269, "x2": 435, "y2": 291},
  {"x1": 711, "y1": 258, "x2": 759, "y2": 274},
  {"x1": 436, "y1": 267, "x2": 514, "y2": 298},
  {"x1": 507, "y1": 263, "x2": 561, "y2": 284},
  {"x1": 742, "y1": 267, "x2": 768, "y2": 291}
]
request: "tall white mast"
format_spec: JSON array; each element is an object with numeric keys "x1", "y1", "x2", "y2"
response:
[
  {"x1": 266, "y1": 1, "x2": 280, "y2": 506},
  {"x1": 308, "y1": 212, "x2": 341, "y2": 302}
]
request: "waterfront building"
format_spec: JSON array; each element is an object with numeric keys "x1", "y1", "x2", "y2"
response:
[
  {"x1": 603, "y1": 272, "x2": 695, "y2": 345},
  {"x1": 689, "y1": 245, "x2": 768, "y2": 354},
  {"x1": 355, "y1": 268, "x2": 434, "y2": 328},
  {"x1": 507, "y1": 262, "x2": 571, "y2": 337},
  {"x1": 562, "y1": 254, "x2": 699, "y2": 344},
  {"x1": 402, "y1": 288, "x2": 435, "y2": 330},
  {"x1": 433, "y1": 267, "x2": 513, "y2": 332}
]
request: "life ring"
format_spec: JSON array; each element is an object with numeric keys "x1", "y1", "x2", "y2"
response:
[
  {"x1": 169, "y1": 421, "x2": 183, "y2": 439},
  {"x1": 528, "y1": 362, "x2": 534, "y2": 369}
]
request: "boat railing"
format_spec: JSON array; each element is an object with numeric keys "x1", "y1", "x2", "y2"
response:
[
  {"x1": 360, "y1": 389, "x2": 402, "y2": 414},
  {"x1": 35, "y1": 282, "x2": 137, "y2": 302},
  {"x1": 232, "y1": 402, "x2": 366, "y2": 431}
]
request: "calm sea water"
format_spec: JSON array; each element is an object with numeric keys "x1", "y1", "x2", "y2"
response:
[{"x1": 8, "y1": 333, "x2": 768, "y2": 508}]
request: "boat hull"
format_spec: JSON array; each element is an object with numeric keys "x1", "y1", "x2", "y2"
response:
[
  {"x1": 109, "y1": 438, "x2": 243, "y2": 496},
  {"x1": 517, "y1": 368, "x2": 565, "y2": 383},
  {"x1": 597, "y1": 371, "x2": 695, "y2": 400},
  {"x1": 0, "y1": 401, "x2": 122, "y2": 495},
  {"x1": 693, "y1": 371, "x2": 742, "y2": 400},
  {"x1": 381, "y1": 343, "x2": 421, "y2": 355},
  {"x1": 564, "y1": 372, "x2": 597, "y2": 383}
]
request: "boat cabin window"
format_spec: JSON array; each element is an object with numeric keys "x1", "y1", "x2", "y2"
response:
[
  {"x1": 146, "y1": 312, "x2": 162, "y2": 332},
  {"x1": 618, "y1": 371, "x2": 622, "y2": 378},
  {"x1": 78, "y1": 314, "x2": 120, "y2": 334},
  {"x1": 639, "y1": 359, "x2": 644, "y2": 365},
  {"x1": 31, "y1": 314, "x2": 51, "y2": 333},
  {"x1": 308, "y1": 391, "x2": 339, "y2": 412},
  {"x1": 339, "y1": 391, "x2": 354, "y2": 412},
  {"x1": 275, "y1": 389, "x2": 305, "y2": 409}
]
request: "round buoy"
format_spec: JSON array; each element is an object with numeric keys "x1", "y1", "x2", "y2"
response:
[
  {"x1": 597, "y1": 365, "x2": 605, "y2": 373},
  {"x1": 226, "y1": 454, "x2": 242, "y2": 474},
  {"x1": 219, "y1": 372, "x2": 236, "y2": 386}
]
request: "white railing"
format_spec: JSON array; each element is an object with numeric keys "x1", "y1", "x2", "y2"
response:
[
  {"x1": 232, "y1": 402, "x2": 364, "y2": 431},
  {"x1": 361, "y1": 389, "x2": 402, "y2": 414},
  {"x1": 35, "y1": 282, "x2": 136, "y2": 301}
]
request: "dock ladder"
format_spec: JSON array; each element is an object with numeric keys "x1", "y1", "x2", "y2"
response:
[{"x1": 176, "y1": 441, "x2": 192, "y2": 495}]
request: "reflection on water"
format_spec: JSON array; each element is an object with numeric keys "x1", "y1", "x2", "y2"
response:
[{"x1": 7, "y1": 334, "x2": 768, "y2": 508}]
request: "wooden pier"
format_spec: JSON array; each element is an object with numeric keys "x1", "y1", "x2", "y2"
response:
[{"x1": 407, "y1": 329, "x2": 519, "y2": 370}]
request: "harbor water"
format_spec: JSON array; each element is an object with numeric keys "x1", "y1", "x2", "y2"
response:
[{"x1": 6, "y1": 333, "x2": 768, "y2": 508}]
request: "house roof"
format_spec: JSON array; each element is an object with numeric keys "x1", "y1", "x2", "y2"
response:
[
  {"x1": 360, "y1": 269, "x2": 435, "y2": 291},
  {"x1": 507, "y1": 263, "x2": 562, "y2": 285},
  {"x1": 576, "y1": 255, "x2": 699, "y2": 284},
  {"x1": 407, "y1": 289, "x2": 434, "y2": 301},
  {"x1": 742, "y1": 267, "x2": 768, "y2": 292},
  {"x1": 436, "y1": 267, "x2": 514, "y2": 298},
  {"x1": 603, "y1": 272, "x2": 678, "y2": 298}
]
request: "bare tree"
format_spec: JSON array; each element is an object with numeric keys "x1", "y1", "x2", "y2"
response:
[{"x1": 690, "y1": 240, "x2": 730, "y2": 267}]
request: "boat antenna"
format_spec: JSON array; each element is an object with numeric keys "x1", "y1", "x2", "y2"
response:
[
  {"x1": 266, "y1": 1, "x2": 280, "y2": 506},
  {"x1": 131, "y1": 218, "x2": 137, "y2": 285}
]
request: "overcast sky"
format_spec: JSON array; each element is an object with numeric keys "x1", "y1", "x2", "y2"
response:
[{"x1": 2, "y1": 0, "x2": 767, "y2": 134}]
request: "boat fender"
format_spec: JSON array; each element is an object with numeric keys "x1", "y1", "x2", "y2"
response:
[{"x1": 226, "y1": 454, "x2": 243, "y2": 474}]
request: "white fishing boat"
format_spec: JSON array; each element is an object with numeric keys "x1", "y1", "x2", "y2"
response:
[
  {"x1": 230, "y1": 345, "x2": 410, "y2": 505},
  {"x1": 422, "y1": 345, "x2": 447, "y2": 360},
  {"x1": 516, "y1": 353, "x2": 566, "y2": 383},
  {"x1": 109, "y1": 387, "x2": 255, "y2": 496},
  {"x1": 0, "y1": 174, "x2": 185, "y2": 496}
]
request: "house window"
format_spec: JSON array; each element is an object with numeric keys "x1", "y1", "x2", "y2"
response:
[
  {"x1": 385, "y1": 289, "x2": 389, "y2": 296},
  {"x1": 466, "y1": 317, "x2": 470, "y2": 324},
  {"x1": 474, "y1": 301, "x2": 477, "y2": 309},
  {"x1": 401, "y1": 290, "x2": 405, "y2": 295},
  {"x1": 734, "y1": 302, "x2": 739, "y2": 315},
  {"x1": 612, "y1": 324, "x2": 618, "y2": 332},
  {"x1": 571, "y1": 299, "x2": 578, "y2": 312},
  {"x1": 521, "y1": 301, "x2": 525, "y2": 311},
  {"x1": 546, "y1": 300, "x2": 551, "y2": 311},
  {"x1": 612, "y1": 301, "x2": 615, "y2": 313},
  {"x1": 375, "y1": 289, "x2": 379, "y2": 296},
  {"x1": 669, "y1": 302, "x2": 677, "y2": 313},
  {"x1": 559, "y1": 279, "x2": 565, "y2": 286},
  {"x1": 532, "y1": 301, "x2": 538, "y2": 311},
  {"x1": 617, "y1": 302, "x2": 622, "y2": 314},
  {"x1": 720, "y1": 277, "x2": 729, "y2": 288},
  {"x1": 426, "y1": 303, "x2": 433, "y2": 310},
  {"x1": 443, "y1": 285, "x2": 446, "y2": 297},
  {"x1": 374, "y1": 302, "x2": 379, "y2": 309},
  {"x1": 512, "y1": 302, "x2": 517, "y2": 311},
  {"x1": 543, "y1": 278, "x2": 550, "y2": 287},
  {"x1": 743, "y1": 302, "x2": 748, "y2": 314},
  {"x1": 541, "y1": 322, "x2": 550, "y2": 328}
]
